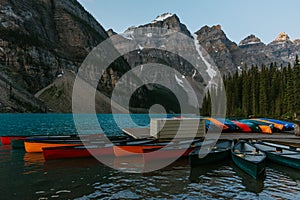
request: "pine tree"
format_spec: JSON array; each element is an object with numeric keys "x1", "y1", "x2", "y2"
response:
[
  {"x1": 259, "y1": 64, "x2": 268, "y2": 116},
  {"x1": 250, "y1": 65, "x2": 259, "y2": 116},
  {"x1": 242, "y1": 65, "x2": 250, "y2": 116}
]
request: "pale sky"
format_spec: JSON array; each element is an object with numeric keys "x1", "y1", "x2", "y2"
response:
[{"x1": 78, "y1": 0, "x2": 300, "y2": 44}]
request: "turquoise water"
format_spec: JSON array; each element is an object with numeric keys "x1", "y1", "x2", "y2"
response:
[
  {"x1": 0, "y1": 113, "x2": 159, "y2": 136},
  {"x1": 0, "y1": 114, "x2": 300, "y2": 199}
]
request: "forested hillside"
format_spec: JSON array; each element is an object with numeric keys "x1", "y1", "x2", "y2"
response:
[{"x1": 202, "y1": 56, "x2": 300, "y2": 119}]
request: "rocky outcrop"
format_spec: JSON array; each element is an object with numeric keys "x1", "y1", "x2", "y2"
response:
[
  {"x1": 238, "y1": 34, "x2": 283, "y2": 68},
  {"x1": 0, "y1": 0, "x2": 109, "y2": 94},
  {"x1": 239, "y1": 34, "x2": 263, "y2": 46},
  {"x1": 0, "y1": 0, "x2": 131, "y2": 112},
  {"x1": 267, "y1": 32, "x2": 300, "y2": 63},
  {"x1": 195, "y1": 25, "x2": 239, "y2": 72},
  {"x1": 196, "y1": 26, "x2": 295, "y2": 72},
  {"x1": 148, "y1": 13, "x2": 192, "y2": 37}
]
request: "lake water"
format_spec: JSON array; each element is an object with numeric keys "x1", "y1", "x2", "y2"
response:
[{"x1": 0, "y1": 114, "x2": 300, "y2": 199}]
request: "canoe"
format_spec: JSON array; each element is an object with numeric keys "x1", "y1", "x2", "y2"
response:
[
  {"x1": 113, "y1": 140, "x2": 170, "y2": 157},
  {"x1": 253, "y1": 142, "x2": 300, "y2": 169},
  {"x1": 1, "y1": 136, "x2": 27, "y2": 145},
  {"x1": 239, "y1": 119, "x2": 272, "y2": 134},
  {"x1": 203, "y1": 117, "x2": 230, "y2": 131},
  {"x1": 189, "y1": 140, "x2": 232, "y2": 166},
  {"x1": 237, "y1": 120, "x2": 261, "y2": 133},
  {"x1": 43, "y1": 144, "x2": 114, "y2": 160},
  {"x1": 251, "y1": 118, "x2": 284, "y2": 131},
  {"x1": 43, "y1": 138, "x2": 155, "y2": 160},
  {"x1": 25, "y1": 140, "x2": 82, "y2": 153},
  {"x1": 248, "y1": 119, "x2": 277, "y2": 134},
  {"x1": 217, "y1": 119, "x2": 241, "y2": 132},
  {"x1": 259, "y1": 118, "x2": 294, "y2": 131},
  {"x1": 25, "y1": 135, "x2": 130, "y2": 153},
  {"x1": 231, "y1": 140, "x2": 266, "y2": 179},
  {"x1": 231, "y1": 121, "x2": 252, "y2": 132},
  {"x1": 1, "y1": 135, "x2": 82, "y2": 146},
  {"x1": 142, "y1": 140, "x2": 215, "y2": 163}
]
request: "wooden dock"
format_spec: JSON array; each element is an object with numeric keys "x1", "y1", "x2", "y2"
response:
[{"x1": 123, "y1": 128, "x2": 300, "y2": 147}]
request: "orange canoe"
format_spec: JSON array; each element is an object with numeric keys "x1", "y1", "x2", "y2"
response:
[
  {"x1": 203, "y1": 118, "x2": 229, "y2": 131},
  {"x1": 25, "y1": 141, "x2": 81, "y2": 153},
  {"x1": 258, "y1": 125, "x2": 272, "y2": 134}
]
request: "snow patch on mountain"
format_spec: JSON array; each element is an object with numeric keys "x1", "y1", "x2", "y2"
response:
[
  {"x1": 193, "y1": 34, "x2": 217, "y2": 79},
  {"x1": 152, "y1": 13, "x2": 174, "y2": 23},
  {"x1": 121, "y1": 30, "x2": 134, "y2": 40},
  {"x1": 175, "y1": 74, "x2": 184, "y2": 88}
]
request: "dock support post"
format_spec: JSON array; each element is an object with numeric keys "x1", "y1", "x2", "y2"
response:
[{"x1": 294, "y1": 124, "x2": 300, "y2": 136}]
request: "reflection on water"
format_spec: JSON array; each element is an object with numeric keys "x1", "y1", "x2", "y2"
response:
[
  {"x1": 230, "y1": 161, "x2": 265, "y2": 194},
  {"x1": 1, "y1": 148, "x2": 300, "y2": 199},
  {"x1": 23, "y1": 153, "x2": 45, "y2": 175}
]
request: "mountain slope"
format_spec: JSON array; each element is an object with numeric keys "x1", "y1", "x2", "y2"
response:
[
  {"x1": 0, "y1": 0, "x2": 130, "y2": 112},
  {"x1": 1, "y1": 6, "x2": 300, "y2": 113}
]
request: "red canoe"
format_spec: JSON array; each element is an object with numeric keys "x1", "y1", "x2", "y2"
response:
[
  {"x1": 232, "y1": 121, "x2": 252, "y2": 133},
  {"x1": 42, "y1": 138, "x2": 156, "y2": 160},
  {"x1": 42, "y1": 145, "x2": 115, "y2": 160}
]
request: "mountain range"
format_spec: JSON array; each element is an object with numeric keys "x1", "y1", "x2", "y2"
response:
[{"x1": 0, "y1": 0, "x2": 299, "y2": 113}]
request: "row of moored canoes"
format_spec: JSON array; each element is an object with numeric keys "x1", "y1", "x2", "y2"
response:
[
  {"x1": 204, "y1": 118, "x2": 295, "y2": 134},
  {"x1": 1, "y1": 134, "x2": 300, "y2": 179}
]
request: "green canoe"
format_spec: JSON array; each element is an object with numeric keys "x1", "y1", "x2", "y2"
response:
[
  {"x1": 253, "y1": 142, "x2": 300, "y2": 169},
  {"x1": 231, "y1": 140, "x2": 266, "y2": 179}
]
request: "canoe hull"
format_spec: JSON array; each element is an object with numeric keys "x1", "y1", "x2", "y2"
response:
[
  {"x1": 266, "y1": 152, "x2": 300, "y2": 169},
  {"x1": 254, "y1": 142, "x2": 300, "y2": 170},
  {"x1": 231, "y1": 141, "x2": 266, "y2": 179},
  {"x1": 43, "y1": 146, "x2": 114, "y2": 160},
  {"x1": 25, "y1": 141, "x2": 81, "y2": 153},
  {"x1": 232, "y1": 153, "x2": 265, "y2": 179}
]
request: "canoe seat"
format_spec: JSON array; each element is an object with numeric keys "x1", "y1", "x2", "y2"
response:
[{"x1": 236, "y1": 153, "x2": 245, "y2": 158}]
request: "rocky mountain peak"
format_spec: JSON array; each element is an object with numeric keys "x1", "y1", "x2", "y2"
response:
[
  {"x1": 273, "y1": 32, "x2": 291, "y2": 43},
  {"x1": 195, "y1": 25, "x2": 228, "y2": 42},
  {"x1": 152, "y1": 13, "x2": 175, "y2": 23},
  {"x1": 195, "y1": 24, "x2": 240, "y2": 73},
  {"x1": 128, "y1": 13, "x2": 192, "y2": 38},
  {"x1": 239, "y1": 34, "x2": 263, "y2": 46}
]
